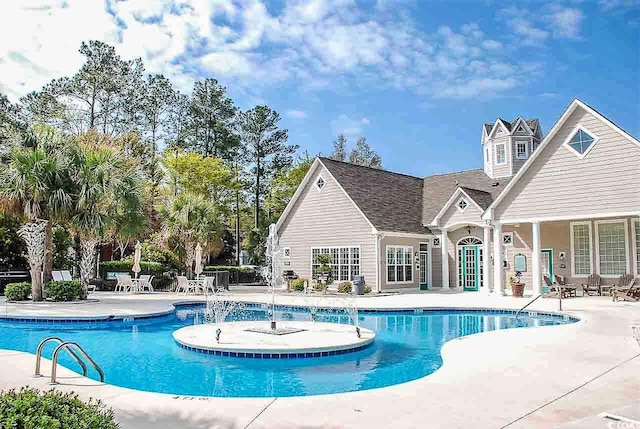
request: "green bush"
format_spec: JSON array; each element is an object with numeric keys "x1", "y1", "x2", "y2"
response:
[
  {"x1": 4, "y1": 282, "x2": 31, "y2": 301},
  {"x1": 0, "y1": 388, "x2": 118, "y2": 428},
  {"x1": 313, "y1": 281, "x2": 325, "y2": 292},
  {"x1": 291, "y1": 278, "x2": 308, "y2": 292},
  {"x1": 364, "y1": 284, "x2": 372, "y2": 294},
  {"x1": 99, "y1": 260, "x2": 165, "y2": 278},
  {"x1": 337, "y1": 281, "x2": 352, "y2": 293},
  {"x1": 45, "y1": 281, "x2": 81, "y2": 301},
  {"x1": 203, "y1": 266, "x2": 258, "y2": 284}
]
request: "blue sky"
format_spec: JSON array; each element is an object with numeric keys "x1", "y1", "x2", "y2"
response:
[{"x1": 1, "y1": 0, "x2": 639, "y2": 176}]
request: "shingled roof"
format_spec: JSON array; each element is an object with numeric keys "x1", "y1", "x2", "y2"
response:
[
  {"x1": 421, "y1": 169, "x2": 510, "y2": 225},
  {"x1": 319, "y1": 158, "x2": 430, "y2": 234}
]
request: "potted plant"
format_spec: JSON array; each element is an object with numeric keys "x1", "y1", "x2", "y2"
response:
[
  {"x1": 316, "y1": 254, "x2": 333, "y2": 294},
  {"x1": 510, "y1": 271, "x2": 525, "y2": 297}
]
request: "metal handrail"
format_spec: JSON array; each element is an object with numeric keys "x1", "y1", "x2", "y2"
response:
[
  {"x1": 515, "y1": 294, "x2": 543, "y2": 319},
  {"x1": 35, "y1": 337, "x2": 87, "y2": 377},
  {"x1": 50, "y1": 341, "x2": 104, "y2": 384}
]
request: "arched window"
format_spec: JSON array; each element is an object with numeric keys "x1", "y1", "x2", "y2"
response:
[{"x1": 457, "y1": 237, "x2": 482, "y2": 246}]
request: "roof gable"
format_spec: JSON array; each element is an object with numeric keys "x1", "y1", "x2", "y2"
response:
[
  {"x1": 430, "y1": 186, "x2": 492, "y2": 226},
  {"x1": 483, "y1": 98, "x2": 640, "y2": 220}
]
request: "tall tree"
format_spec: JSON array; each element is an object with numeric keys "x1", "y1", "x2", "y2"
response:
[
  {"x1": 236, "y1": 106, "x2": 297, "y2": 228},
  {"x1": 348, "y1": 137, "x2": 382, "y2": 169},
  {"x1": 329, "y1": 134, "x2": 347, "y2": 162},
  {"x1": 189, "y1": 79, "x2": 237, "y2": 159},
  {"x1": 51, "y1": 41, "x2": 144, "y2": 135},
  {"x1": 141, "y1": 74, "x2": 175, "y2": 165},
  {"x1": 0, "y1": 93, "x2": 24, "y2": 152},
  {"x1": 266, "y1": 154, "x2": 313, "y2": 220}
]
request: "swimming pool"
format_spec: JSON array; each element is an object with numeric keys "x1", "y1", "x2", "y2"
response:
[{"x1": 0, "y1": 305, "x2": 575, "y2": 397}]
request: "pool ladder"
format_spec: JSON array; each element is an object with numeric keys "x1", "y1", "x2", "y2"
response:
[{"x1": 34, "y1": 337, "x2": 104, "y2": 384}]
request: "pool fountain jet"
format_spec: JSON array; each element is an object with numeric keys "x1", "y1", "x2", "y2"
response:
[{"x1": 264, "y1": 223, "x2": 283, "y2": 331}]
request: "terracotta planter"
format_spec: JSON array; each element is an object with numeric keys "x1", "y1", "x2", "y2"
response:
[{"x1": 511, "y1": 282, "x2": 525, "y2": 297}]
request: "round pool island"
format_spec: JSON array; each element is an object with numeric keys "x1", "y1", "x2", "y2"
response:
[{"x1": 173, "y1": 321, "x2": 375, "y2": 358}]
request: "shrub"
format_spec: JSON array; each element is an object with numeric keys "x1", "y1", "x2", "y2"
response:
[
  {"x1": 45, "y1": 281, "x2": 81, "y2": 301},
  {"x1": 4, "y1": 282, "x2": 31, "y2": 301},
  {"x1": 364, "y1": 284, "x2": 372, "y2": 294},
  {"x1": 0, "y1": 388, "x2": 118, "y2": 429},
  {"x1": 99, "y1": 260, "x2": 165, "y2": 278},
  {"x1": 337, "y1": 281, "x2": 352, "y2": 293},
  {"x1": 313, "y1": 281, "x2": 325, "y2": 292},
  {"x1": 291, "y1": 278, "x2": 308, "y2": 292}
]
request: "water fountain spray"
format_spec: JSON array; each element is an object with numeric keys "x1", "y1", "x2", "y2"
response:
[{"x1": 264, "y1": 224, "x2": 283, "y2": 330}]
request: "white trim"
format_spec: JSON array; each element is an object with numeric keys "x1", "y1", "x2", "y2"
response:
[
  {"x1": 594, "y1": 219, "x2": 630, "y2": 278},
  {"x1": 515, "y1": 140, "x2": 529, "y2": 159},
  {"x1": 570, "y1": 221, "x2": 593, "y2": 277},
  {"x1": 385, "y1": 245, "x2": 414, "y2": 285},
  {"x1": 276, "y1": 158, "x2": 322, "y2": 230},
  {"x1": 378, "y1": 231, "x2": 433, "y2": 239},
  {"x1": 496, "y1": 211, "x2": 640, "y2": 224},
  {"x1": 495, "y1": 142, "x2": 507, "y2": 165},
  {"x1": 315, "y1": 174, "x2": 327, "y2": 191},
  {"x1": 487, "y1": 119, "x2": 509, "y2": 139},
  {"x1": 511, "y1": 116, "x2": 533, "y2": 135},
  {"x1": 502, "y1": 232, "x2": 514, "y2": 247},
  {"x1": 562, "y1": 125, "x2": 600, "y2": 159},
  {"x1": 632, "y1": 218, "x2": 640, "y2": 277},
  {"x1": 430, "y1": 188, "x2": 484, "y2": 226},
  {"x1": 374, "y1": 233, "x2": 381, "y2": 292},
  {"x1": 483, "y1": 99, "x2": 640, "y2": 221},
  {"x1": 456, "y1": 197, "x2": 469, "y2": 213}
]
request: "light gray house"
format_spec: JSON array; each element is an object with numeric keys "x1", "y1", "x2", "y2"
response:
[{"x1": 276, "y1": 99, "x2": 640, "y2": 294}]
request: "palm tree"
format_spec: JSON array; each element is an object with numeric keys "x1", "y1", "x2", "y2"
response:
[
  {"x1": 66, "y1": 136, "x2": 144, "y2": 298},
  {"x1": 0, "y1": 126, "x2": 73, "y2": 300},
  {"x1": 162, "y1": 193, "x2": 217, "y2": 278}
]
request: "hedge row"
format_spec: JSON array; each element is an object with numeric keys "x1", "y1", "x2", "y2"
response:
[
  {"x1": 4, "y1": 282, "x2": 31, "y2": 301},
  {"x1": 45, "y1": 281, "x2": 81, "y2": 301},
  {"x1": 99, "y1": 260, "x2": 165, "y2": 276}
]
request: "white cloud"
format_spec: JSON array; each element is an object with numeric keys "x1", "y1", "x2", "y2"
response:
[
  {"x1": 546, "y1": 6, "x2": 583, "y2": 39},
  {"x1": 286, "y1": 109, "x2": 307, "y2": 119},
  {"x1": 330, "y1": 114, "x2": 370, "y2": 138},
  {"x1": 0, "y1": 0, "x2": 586, "y2": 102},
  {"x1": 599, "y1": 0, "x2": 640, "y2": 11}
]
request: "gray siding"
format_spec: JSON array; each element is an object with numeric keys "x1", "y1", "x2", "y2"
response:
[
  {"x1": 379, "y1": 236, "x2": 422, "y2": 290},
  {"x1": 446, "y1": 227, "x2": 485, "y2": 288},
  {"x1": 495, "y1": 107, "x2": 640, "y2": 220},
  {"x1": 491, "y1": 132, "x2": 511, "y2": 178},
  {"x1": 278, "y1": 163, "x2": 376, "y2": 287},
  {"x1": 511, "y1": 137, "x2": 531, "y2": 175}
]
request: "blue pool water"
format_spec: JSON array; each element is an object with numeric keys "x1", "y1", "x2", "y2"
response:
[{"x1": 0, "y1": 305, "x2": 574, "y2": 397}]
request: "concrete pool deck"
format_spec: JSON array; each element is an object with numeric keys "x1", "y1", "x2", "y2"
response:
[{"x1": 0, "y1": 291, "x2": 638, "y2": 429}]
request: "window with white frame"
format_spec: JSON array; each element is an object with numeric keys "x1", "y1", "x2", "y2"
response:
[
  {"x1": 634, "y1": 219, "x2": 640, "y2": 275},
  {"x1": 495, "y1": 143, "x2": 506, "y2": 164},
  {"x1": 387, "y1": 246, "x2": 413, "y2": 283},
  {"x1": 315, "y1": 175, "x2": 325, "y2": 191},
  {"x1": 485, "y1": 147, "x2": 489, "y2": 163},
  {"x1": 502, "y1": 232, "x2": 513, "y2": 246},
  {"x1": 457, "y1": 198, "x2": 468, "y2": 212},
  {"x1": 596, "y1": 220, "x2": 628, "y2": 277},
  {"x1": 515, "y1": 141, "x2": 528, "y2": 159},
  {"x1": 311, "y1": 247, "x2": 359, "y2": 282},
  {"x1": 571, "y1": 222, "x2": 592, "y2": 276},
  {"x1": 564, "y1": 128, "x2": 598, "y2": 157}
]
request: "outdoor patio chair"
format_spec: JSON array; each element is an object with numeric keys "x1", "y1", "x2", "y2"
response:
[
  {"x1": 138, "y1": 275, "x2": 154, "y2": 293},
  {"x1": 581, "y1": 274, "x2": 602, "y2": 296},
  {"x1": 115, "y1": 275, "x2": 134, "y2": 292},
  {"x1": 61, "y1": 270, "x2": 73, "y2": 281},
  {"x1": 543, "y1": 275, "x2": 572, "y2": 299},
  {"x1": 175, "y1": 276, "x2": 189, "y2": 294},
  {"x1": 612, "y1": 277, "x2": 638, "y2": 302},
  {"x1": 203, "y1": 276, "x2": 215, "y2": 294},
  {"x1": 51, "y1": 271, "x2": 64, "y2": 281},
  {"x1": 554, "y1": 274, "x2": 578, "y2": 297},
  {"x1": 603, "y1": 274, "x2": 634, "y2": 296}
]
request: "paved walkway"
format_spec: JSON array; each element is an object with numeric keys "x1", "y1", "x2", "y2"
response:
[{"x1": 0, "y1": 291, "x2": 638, "y2": 429}]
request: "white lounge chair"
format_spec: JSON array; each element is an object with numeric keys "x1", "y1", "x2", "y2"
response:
[
  {"x1": 51, "y1": 271, "x2": 64, "y2": 282},
  {"x1": 139, "y1": 275, "x2": 154, "y2": 293},
  {"x1": 115, "y1": 275, "x2": 134, "y2": 292},
  {"x1": 175, "y1": 276, "x2": 189, "y2": 294},
  {"x1": 61, "y1": 270, "x2": 73, "y2": 281}
]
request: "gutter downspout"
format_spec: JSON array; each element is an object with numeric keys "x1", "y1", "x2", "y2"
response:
[{"x1": 373, "y1": 230, "x2": 382, "y2": 293}]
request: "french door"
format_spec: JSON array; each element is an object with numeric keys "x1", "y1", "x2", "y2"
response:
[
  {"x1": 419, "y1": 243, "x2": 429, "y2": 290},
  {"x1": 457, "y1": 237, "x2": 483, "y2": 291}
]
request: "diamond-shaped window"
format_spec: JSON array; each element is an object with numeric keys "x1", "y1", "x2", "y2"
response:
[
  {"x1": 316, "y1": 176, "x2": 325, "y2": 191},
  {"x1": 567, "y1": 129, "x2": 596, "y2": 155},
  {"x1": 457, "y1": 199, "x2": 468, "y2": 212}
]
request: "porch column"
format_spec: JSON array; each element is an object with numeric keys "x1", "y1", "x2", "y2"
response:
[
  {"x1": 483, "y1": 226, "x2": 492, "y2": 294},
  {"x1": 532, "y1": 221, "x2": 542, "y2": 296},
  {"x1": 492, "y1": 223, "x2": 504, "y2": 295},
  {"x1": 441, "y1": 229, "x2": 449, "y2": 289}
]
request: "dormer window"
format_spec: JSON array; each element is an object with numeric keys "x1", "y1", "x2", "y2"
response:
[
  {"x1": 315, "y1": 176, "x2": 326, "y2": 191},
  {"x1": 564, "y1": 127, "x2": 598, "y2": 158},
  {"x1": 457, "y1": 198, "x2": 469, "y2": 213},
  {"x1": 495, "y1": 143, "x2": 506, "y2": 165},
  {"x1": 516, "y1": 141, "x2": 528, "y2": 159}
]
